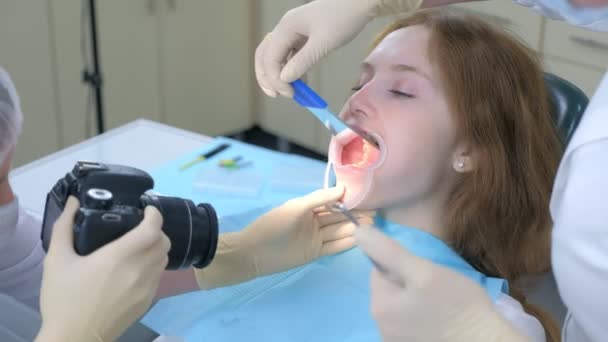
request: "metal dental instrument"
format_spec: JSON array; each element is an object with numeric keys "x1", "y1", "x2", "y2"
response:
[
  {"x1": 329, "y1": 201, "x2": 405, "y2": 287},
  {"x1": 328, "y1": 201, "x2": 360, "y2": 226},
  {"x1": 291, "y1": 79, "x2": 379, "y2": 149},
  {"x1": 179, "y1": 143, "x2": 230, "y2": 171}
]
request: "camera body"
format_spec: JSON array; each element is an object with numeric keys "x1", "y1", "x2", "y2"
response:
[
  {"x1": 42, "y1": 161, "x2": 153, "y2": 255},
  {"x1": 41, "y1": 161, "x2": 218, "y2": 270}
]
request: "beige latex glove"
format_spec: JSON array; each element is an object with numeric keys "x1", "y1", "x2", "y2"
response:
[
  {"x1": 255, "y1": 0, "x2": 423, "y2": 98},
  {"x1": 195, "y1": 186, "x2": 375, "y2": 289},
  {"x1": 35, "y1": 197, "x2": 171, "y2": 342},
  {"x1": 355, "y1": 225, "x2": 530, "y2": 342}
]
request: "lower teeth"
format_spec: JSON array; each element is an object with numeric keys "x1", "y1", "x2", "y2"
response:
[{"x1": 354, "y1": 143, "x2": 369, "y2": 167}]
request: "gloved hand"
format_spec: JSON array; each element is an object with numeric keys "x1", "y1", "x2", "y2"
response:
[
  {"x1": 355, "y1": 225, "x2": 529, "y2": 342},
  {"x1": 195, "y1": 186, "x2": 375, "y2": 289},
  {"x1": 255, "y1": 0, "x2": 423, "y2": 98},
  {"x1": 35, "y1": 197, "x2": 171, "y2": 342}
]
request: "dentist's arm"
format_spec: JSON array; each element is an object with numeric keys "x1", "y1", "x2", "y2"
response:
[
  {"x1": 255, "y1": 0, "x2": 485, "y2": 97},
  {"x1": 355, "y1": 226, "x2": 528, "y2": 342},
  {"x1": 195, "y1": 187, "x2": 375, "y2": 289}
]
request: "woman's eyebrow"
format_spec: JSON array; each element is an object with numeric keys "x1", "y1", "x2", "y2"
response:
[
  {"x1": 360, "y1": 61, "x2": 433, "y2": 84},
  {"x1": 391, "y1": 64, "x2": 433, "y2": 83}
]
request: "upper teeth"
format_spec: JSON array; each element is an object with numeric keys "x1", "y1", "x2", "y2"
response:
[{"x1": 366, "y1": 135, "x2": 378, "y2": 148}]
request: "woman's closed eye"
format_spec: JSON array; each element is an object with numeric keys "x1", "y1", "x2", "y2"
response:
[
  {"x1": 389, "y1": 89, "x2": 414, "y2": 98},
  {"x1": 351, "y1": 85, "x2": 414, "y2": 99}
]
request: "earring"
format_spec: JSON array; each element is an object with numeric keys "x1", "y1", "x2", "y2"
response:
[{"x1": 457, "y1": 160, "x2": 465, "y2": 170}]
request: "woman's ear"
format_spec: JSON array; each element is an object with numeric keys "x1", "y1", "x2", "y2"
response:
[{"x1": 452, "y1": 143, "x2": 476, "y2": 173}]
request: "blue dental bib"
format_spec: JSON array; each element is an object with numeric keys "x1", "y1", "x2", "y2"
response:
[{"x1": 143, "y1": 216, "x2": 507, "y2": 341}]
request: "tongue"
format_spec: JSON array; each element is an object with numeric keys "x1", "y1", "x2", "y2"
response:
[{"x1": 341, "y1": 138, "x2": 365, "y2": 166}]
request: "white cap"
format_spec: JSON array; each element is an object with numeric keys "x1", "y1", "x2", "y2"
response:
[{"x1": 0, "y1": 66, "x2": 23, "y2": 164}]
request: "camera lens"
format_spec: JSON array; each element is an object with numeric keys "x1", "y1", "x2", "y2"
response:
[{"x1": 141, "y1": 195, "x2": 218, "y2": 270}]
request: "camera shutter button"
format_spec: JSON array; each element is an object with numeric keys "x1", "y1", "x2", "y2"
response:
[{"x1": 85, "y1": 188, "x2": 114, "y2": 210}]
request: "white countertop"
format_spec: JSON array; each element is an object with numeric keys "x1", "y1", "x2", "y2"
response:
[{"x1": 9, "y1": 119, "x2": 213, "y2": 215}]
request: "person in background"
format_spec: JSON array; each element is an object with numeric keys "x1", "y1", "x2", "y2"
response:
[{"x1": 0, "y1": 66, "x2": 44, "y2": 310}]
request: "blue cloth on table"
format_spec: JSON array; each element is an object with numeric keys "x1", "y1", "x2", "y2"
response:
[{"x1": 149, "y1": 136, "x2": 327, "y2": 231}]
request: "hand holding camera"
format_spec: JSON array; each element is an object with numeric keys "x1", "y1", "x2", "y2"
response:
[
  {"x1": 35, "y1": 161, "x2": 221, "y2": 341},
  {"x1": 41, "y1": 161, "x2": 219, "y2": 270},
  {"x1": 36, "y1": 196, "x2": 170, "y2": 342}
]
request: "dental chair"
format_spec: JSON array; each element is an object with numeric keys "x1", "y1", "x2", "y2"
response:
[
  {"x1": 525, "y1": 73, "x2": 589, "y2": 326},
  {"x1": 544, "y1": 72, "x2": 589, "y2": 144}
]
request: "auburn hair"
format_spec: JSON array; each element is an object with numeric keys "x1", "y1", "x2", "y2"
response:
[{"x1": 372, "y1": 9, "x2": 563, "y2": 341}]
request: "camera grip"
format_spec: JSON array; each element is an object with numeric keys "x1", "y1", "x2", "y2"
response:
[{"x1": 73, "y1": 208, "x2": 143, "y2": 255}]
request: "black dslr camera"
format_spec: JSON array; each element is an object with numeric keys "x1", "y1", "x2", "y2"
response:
[{"x1": 41, "y1": 161, "x2": 218, "y2": 270}]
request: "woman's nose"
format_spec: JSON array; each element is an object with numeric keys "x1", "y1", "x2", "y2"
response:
[{"x1": 343, "y1": 85, "x2": 375, "y2": 121}]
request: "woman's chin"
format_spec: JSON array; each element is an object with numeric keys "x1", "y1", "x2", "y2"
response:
[
  {"x1": 337, "y1": 180, "x2": 376, "y2": 210},
  {"x1": 349, "y1": 195, "x2": 379, "y2": 210}
]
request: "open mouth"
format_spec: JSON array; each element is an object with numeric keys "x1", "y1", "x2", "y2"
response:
[
  {"x1": 325, "y1": 127, "x2": 386, "y2": 209},
  {"x1": 331, "y1": 129, "x2": 383, "y2": 169}
]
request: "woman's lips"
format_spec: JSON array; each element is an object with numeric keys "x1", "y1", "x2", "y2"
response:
[{"x1": 327, "y1": 126, "x2": 386, "y2": 208}]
